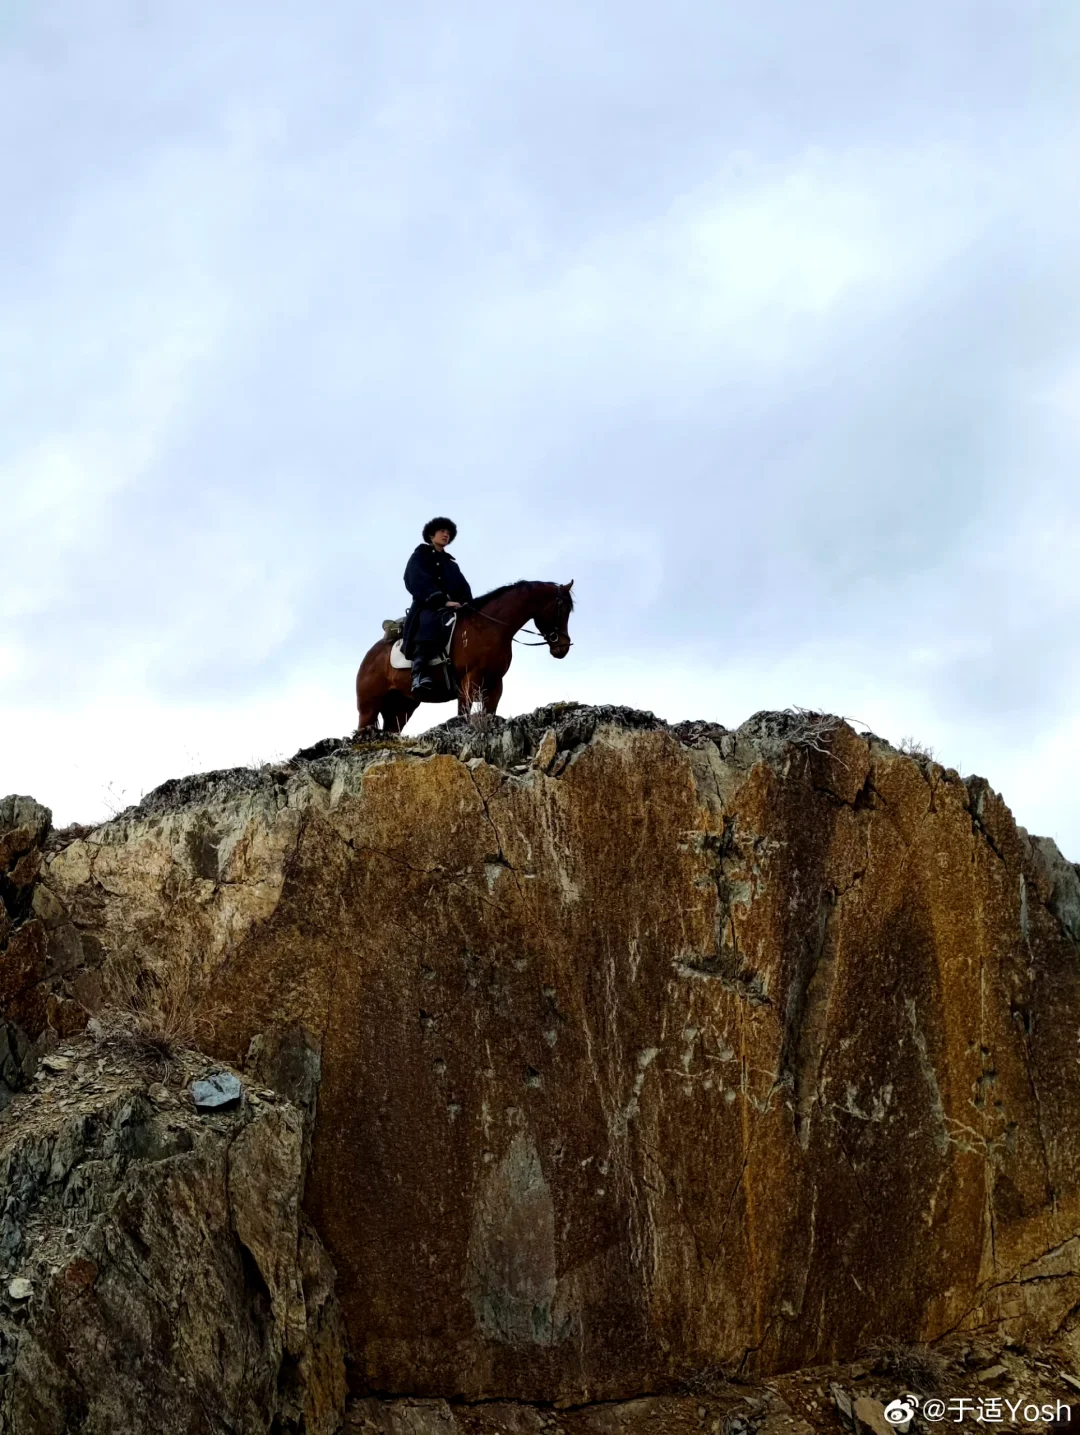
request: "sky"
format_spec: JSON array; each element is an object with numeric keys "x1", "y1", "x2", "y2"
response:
[{"x1": 1, "y1": 1, "x2": 1079, "y2": 856}]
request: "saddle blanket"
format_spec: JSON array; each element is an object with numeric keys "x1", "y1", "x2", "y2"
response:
[{"x1": 388, "y1": 614, "x2": 456, "y2": 670}]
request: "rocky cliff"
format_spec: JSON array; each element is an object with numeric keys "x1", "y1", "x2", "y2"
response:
[
  {"x1": 0, "y1": 1041, "x2": 345, "y2": 1434},
  {"x1": 4, "y1": 704, "x2": 1080, "y2": 1417}
]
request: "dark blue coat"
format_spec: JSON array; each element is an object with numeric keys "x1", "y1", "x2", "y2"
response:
[{"x1": 401, "y1": 544, "x2": 473, "y2": 657}]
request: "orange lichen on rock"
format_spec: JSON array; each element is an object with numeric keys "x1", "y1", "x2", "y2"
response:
[{"x1": 19, "y1": 705, "x2": 1080, "y2": 1405}]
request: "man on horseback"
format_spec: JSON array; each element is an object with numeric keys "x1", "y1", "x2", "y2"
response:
[{"x1": 401, "y1": 517, "x2": 474, "y2": 695}]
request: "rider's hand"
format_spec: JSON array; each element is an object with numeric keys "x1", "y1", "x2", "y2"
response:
[{"x1": 446, "y1": 601, "x2": 462, "y2": 609}]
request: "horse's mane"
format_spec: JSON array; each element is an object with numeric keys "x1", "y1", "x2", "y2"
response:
[{"x1": 470, "y1": 580, "x2": 574, "y2": 611}]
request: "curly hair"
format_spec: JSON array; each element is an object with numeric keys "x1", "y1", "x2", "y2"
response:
[{"x1": 422, "y1": 516, "x2": 457, "y2": 543}]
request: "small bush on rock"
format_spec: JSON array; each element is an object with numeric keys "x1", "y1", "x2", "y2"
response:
[
  {"x1": 865, "y1": 1339, "x2": 950, "y2": 1393},
  {"x1": 899, "y1": 736, "x2": 937, "y2": 764},
  {"x1": 91, "y1": 964, "x2": 210, "y2": 1080}
]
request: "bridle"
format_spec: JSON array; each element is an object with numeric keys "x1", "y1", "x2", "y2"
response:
[{"x1": 465, "y1": 587, "x2": 573, "y2": 649}]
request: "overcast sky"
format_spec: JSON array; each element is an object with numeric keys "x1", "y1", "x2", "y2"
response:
[{"x1": 2, "y1": 1, "x2": 1078, "y2": 856}]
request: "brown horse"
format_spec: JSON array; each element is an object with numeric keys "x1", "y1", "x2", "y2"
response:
[{"x1": 355, "y1": 580, "x2": 574, "y2": 732}]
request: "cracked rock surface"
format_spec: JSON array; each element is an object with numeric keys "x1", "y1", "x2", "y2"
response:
[
  {"x1": 13, "y1": 703, "x2": 1080, "y2": 1405},
  {"x1": 0, "y1": 1040, "x2": 346, "y2": 1434},
  {"x1": 0, "y1": 796, "x2": 97, "y2": 1103}
]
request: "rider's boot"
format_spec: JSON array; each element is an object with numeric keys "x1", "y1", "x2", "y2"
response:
[{"x1": 411, "y1": 657, "x2": 434, "y2": 695}]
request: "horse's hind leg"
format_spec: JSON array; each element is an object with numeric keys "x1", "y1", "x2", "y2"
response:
[
  {"x1": 356, "y1": 660, "x2": 384, "y2": 731},
  {"x1": 380, "y1": 692, "x2": 411, "y2": 733}
]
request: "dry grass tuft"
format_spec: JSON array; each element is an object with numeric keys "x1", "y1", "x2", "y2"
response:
[
  {"x1": 458, "y1": 675, "x2": 500, "y2": 733},
  {"x1": 865, "y1": 1339, "x2": 950, "y2": 1393},
  {"x1": 899, "y1": 736, "x2": 937, "y2": 764},
  {"x1": 675, "y1": 1365, "x2": 732, "y2": 1399},
  {"x1": 92, "y1": 964, "x2": 211, "y2": 1081}
]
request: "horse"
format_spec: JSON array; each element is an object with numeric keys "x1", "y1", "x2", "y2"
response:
[{"x1": 355, "y1": 580, "x2": 574, "y2": 732}]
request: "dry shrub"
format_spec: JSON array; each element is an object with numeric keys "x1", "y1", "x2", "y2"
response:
[
  {"x1": 899, "y1": 736, "x2": 937, "y2": 764},
  {"x1": 784, "y1": 707, "x2": 847, "y2": 759},
  {"x1": 92, "y1": 962, "x2": 211, "y2": 1081},
  {"x1": 865, "y1": 1339, "x2": 950, "y2": 1393},
  {"x1": 458, "y1": 675, "x2": 499, "y2": 733},
  {"x1": 676, "y1": 1365, "x2": 732, "y2": 1399}
]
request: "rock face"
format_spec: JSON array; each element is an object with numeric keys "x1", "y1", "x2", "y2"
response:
[
  {"x1": 0, "y1": 796, "x2": 99, "y2": 1105},
  {"x1": 0, "y1": 1042, "x2": 346, "y2": 1434},
  {"x1": 12, "y1": 704, "x2": 1080, "y2": 1406}
]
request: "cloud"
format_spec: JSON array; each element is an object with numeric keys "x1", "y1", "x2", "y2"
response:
[{"x1": 1, "y1": 0, "x2": 1078, "y2": 857}]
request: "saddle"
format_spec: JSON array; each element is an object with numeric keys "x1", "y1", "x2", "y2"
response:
[{"x1": 386, "y1": 614, "x2": 457, "y2": 670}]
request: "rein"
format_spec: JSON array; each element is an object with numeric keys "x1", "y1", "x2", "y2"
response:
[{"x1": 464, "y1": 593, "x2": 572, "y2": 648}]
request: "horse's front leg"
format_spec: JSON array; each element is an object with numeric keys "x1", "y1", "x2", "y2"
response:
[
  {"x1": 457, "y1": 671, "x2": 500, "y2": 718},
  {"x1": 482, "y1": 678, "x2": 503, "y2": 714}
]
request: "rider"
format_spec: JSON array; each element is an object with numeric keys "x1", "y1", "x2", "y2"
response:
[{"x1": 402, "y1": 517, "x2": 473, "y2": 695}]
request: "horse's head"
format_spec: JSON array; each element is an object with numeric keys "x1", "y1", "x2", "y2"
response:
[{"x1": 535, "y1": 580, "x2": 574, "y2": 659}]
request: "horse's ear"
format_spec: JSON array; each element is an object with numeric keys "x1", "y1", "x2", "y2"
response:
[{"x1": 564, "y1": 578, "x2": 574, "y2": 590}]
